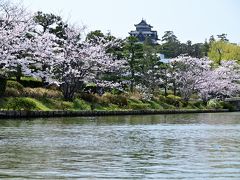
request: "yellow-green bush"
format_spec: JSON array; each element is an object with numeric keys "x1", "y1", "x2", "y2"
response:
[
  {"x1": 6, "y1": 97, "x2": 37, "y2": 110},
  {"x1": 158, "y1": 101, "x2": 175, "y2": 109},
  {"x1": 73, "y1": 99, "x2": 91, "y2": 110},
  {"x1": 59, "y1": 101, "x2": 73, "y2": 110},
  {"x1": 129, "y1": 103, "x2": 150, "y2": 110},
  {"x1": 207, "y1": 99, "x2": 223, "y2": 109},
  {"x1": 128, "y1": 99, "x2": 150, "y2": 110},
  {"x1": 166, "y1": 95, "x2": 182, "y2": 107},
  {"x1": 148, "y1": 100, "x2": 163, "y2": 109}
]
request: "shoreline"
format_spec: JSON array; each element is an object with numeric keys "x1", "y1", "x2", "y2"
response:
[{"x1": 0, "y1": 109, "x2": 230, "y2": 119}]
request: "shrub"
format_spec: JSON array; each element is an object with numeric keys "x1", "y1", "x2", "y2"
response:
[
  {"x1": 207, "y1": 99, "x2": 223, "y2": 109},
  {"x1": 6, "y1": 98, "x2": 37, "y2": 110},
  {"x1": 128, "y1": 99, "x2": 150, "y2": 110},
  {"x1": 158, "y1": 95, "x2": 167, "y2": 102},
  {"x1": 113, "y1": 95, "x2": 128, "y2": 107},
  {"x1": 4, "y1": 87, "x2": 21, "y2": 97},
  {"x1": 98, "y1": 94, "x2": 110, "y2": 106},
  {"x1": 192, "y1": 101, "x2": 205, "y2": 109},
  {"x1": 59, "y1": 101, "x2": 73, "y2": 110},
  {"x1": 148, "y1": 100, "x2": 163, "y2": 109},
  {"x1": 46, "y1": 83, "x2": 60, "y2": 91},
  {"x1": 80, "y1": 93, "x2": 100, "y2": 103},
  {"x1": 102, "y1": 93, "x2": 128, "y2": 107},
  {"x1": 190, "y1": 93, "x2": 200, "y2": 100},
  {"x1": 220, "y1": 101, "x2": 235, "y2": 111},
  {"x1": 23, "y1": 88, "x2": 62, "y2": 99},
  {"x1": 128, "y1": 98, "x2": 142, "y2": 104},
  {"x1": 128, "y1": 91, "x2": 142, "y2": 101},
  {"x1": 0, "y1": 98, "x2": 8, "y2": 110},
  {"x1": 0, "y1": 76, "x2": 7, "y2": 97},
  {"x1": 73, "y1": 99, "x2": 91, "y2": 110},
  {"x1": 158, "y1": 101, "x2": 175, "y2": 109},
  {"x1": 165, "y1": 95, "x2": 182, "y2": 107},
  {"x1": 20, "y1": 79, "x2": 42, "y2": 88},
  {"x1": 185, "y1": 103, "x2": 199, "y2": 109},
  {"x1": 6, "y1": 80, "x2": 24, "y2": 91},
  {"x1": 129, "y1": 102, "x2": 150, "y2": 110},
  {"x1": 38, "y1": 98, "x2": 62, "y2": 110}
]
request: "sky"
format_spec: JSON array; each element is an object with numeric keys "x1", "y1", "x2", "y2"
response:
[{"x1": 16, "y1": 0, "x2": 240, "y2": 43}]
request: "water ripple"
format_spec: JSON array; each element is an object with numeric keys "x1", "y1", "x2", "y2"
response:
[{"x1": 0, "y1": 113, "x2": 240, "y2": 179}]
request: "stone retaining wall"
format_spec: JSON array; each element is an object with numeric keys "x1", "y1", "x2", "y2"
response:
[{"x1": 0, "y1": 109, "x2": 229, "y2": 119}]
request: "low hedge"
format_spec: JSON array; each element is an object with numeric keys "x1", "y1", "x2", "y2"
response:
[
  {"x1": 7, "y1": 80, "x2": 24, "y2": 91},
  {"x1": 128, "y1": 102, "x2": 150, "y2": 110},
  {"x1": 73, "y1": 99, "x2": 91, "y2": 110},
  {"x1": 20, "y1": 79, "x2": 43, "y2": 88},
  {"x1": 6, "y1": 98, "x2": 37, "y2": 111}
]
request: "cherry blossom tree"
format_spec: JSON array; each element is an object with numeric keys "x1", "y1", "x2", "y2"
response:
[
  {"x1": 0, "y1": 0, "x2": 36, "y2": 81},
  {"x1": 0, "y1": 19, "x2": 35, "y2": 80},
  {"x1": 30, "y1": 31, "x2": 60, "y2": 84},
  {"x1": 168, "y1": 56, "x2": 240, "y2": 102},
  {"x1": 197, "y1": 60, "x2": 240, "y2": 101},
  {"x1": 45, "y1": 27, "x2": 127, "y2": 100},
  {"x1": 169, "y1": 56, "x2": 212, "y2": 102}
]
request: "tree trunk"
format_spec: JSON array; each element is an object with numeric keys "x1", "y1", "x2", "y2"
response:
[
  {"x1": 41, "y1": 64, "x2": 48, "y2": 85},
  {"x1": 61, "y1": 83, "x2": 75, "y2": 101},
  {"x1": 16, "y1": 65, "x2": 22, "y2": 82},
  {"x1": 164, "y1": 86, "x2": 167, "y2": 97},
  {"x1": 217, "y1": 48, "x2": 222, "y2": 65},
  {"x1": 164, "y1": 68, "x2": 168, "y2": 97},
  {"x1": 60, "y1": 80, "x2": 84, "y2": 101},
  {"x1": 0, "y1": 75, "x2": 7, "y2": 97},
  {"x1": 173, "y1": 81, "x2": 176, "y2": 96},
  {"x1": 130, "y1": 69, "x2": 134, "y2": 93}
]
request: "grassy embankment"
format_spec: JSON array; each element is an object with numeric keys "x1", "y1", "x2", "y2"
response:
[{"x1": 0, "y1": 78, "x2": 234, "y2": 111}]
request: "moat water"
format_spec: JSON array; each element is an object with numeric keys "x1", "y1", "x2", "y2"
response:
[{"x1": 0, "y1": 113, "x2": 240, "y2": 179}]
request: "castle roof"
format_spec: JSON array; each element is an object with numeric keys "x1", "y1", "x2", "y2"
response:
[{"x1": 134, "y1": 19, "x2": 153, "y2": 28}]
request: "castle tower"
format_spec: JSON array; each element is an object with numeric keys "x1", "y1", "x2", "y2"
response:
[{"x1": 129, "y1": 19, "x2": 159, "y2": 44}]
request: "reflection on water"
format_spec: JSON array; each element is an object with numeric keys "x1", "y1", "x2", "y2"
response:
[{"x1": 0, "y1": 113, "x2": 240, "y2": 179}]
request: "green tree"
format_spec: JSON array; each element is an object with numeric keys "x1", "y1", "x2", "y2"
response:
[
  {"x1": 202, "y1": 39, "x2": 210, "y2": 56},
  {"x1": 208, "y1": 41, "x2": 240, "y2": 64},
  {"x1": 123, "y1": 36, "x2": 143, "y2": 92},
  {"x1": 180, "y1": 41, "x2": 205, "y2": 58},
  {"x1": 209, "y1": 35, "x2": 215, "y2": 44},
  {"x1": 34, "y1": 11, "x2": 68, "y2": 39},
  {"x1": 139, "y1": 42, "x2": 162, "y2": 95},
  {"x1": 144, "y1": 36, "x2": 154, "y2": 46},
  {"x1": 217, "y1": 33, "x2": 229, "y2": 42},
  {"x1": 85, "y1": 30, "x2": 105, "y2": 43},
  {"x1": 86, "y1": 30, "x2": 124, "y2": 59},
  {"x1": 160, "y1": 31, "x2": 181, "y2": 58},
  {"x1": 191, "y1": 43, "x2": 203, "y2": 58}
]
